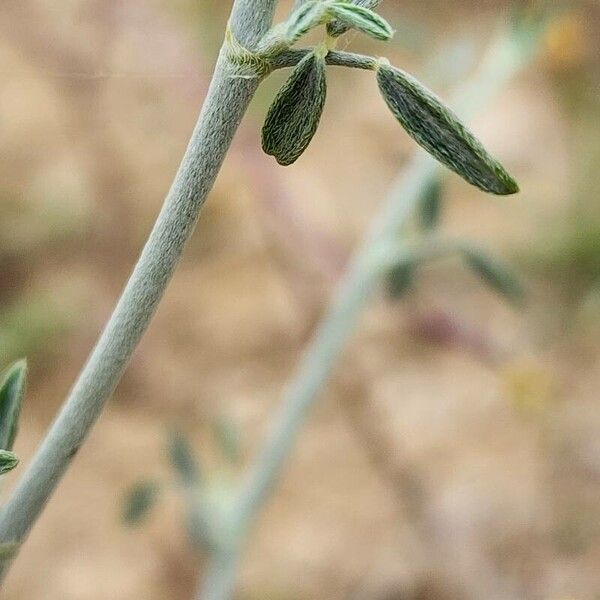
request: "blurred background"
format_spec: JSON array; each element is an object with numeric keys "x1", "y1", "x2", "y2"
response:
[{"x1": 1, "y1": 0, "x2": 599, "y2": 598}]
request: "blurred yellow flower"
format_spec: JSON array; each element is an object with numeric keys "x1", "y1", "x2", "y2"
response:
[
  {"x1": 543, "y1": 12, "x2": 588, "y2": 69},
  {"x1": 502, "y1": 360, "x2": 556, "y2": 418}
]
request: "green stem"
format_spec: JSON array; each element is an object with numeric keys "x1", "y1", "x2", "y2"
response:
[
  {"x1": 0, "y1": 0, "x2": 279, "y2": 583},
  {"x1": 272, "y1": 49, "x2": 378, "y2": 71}
]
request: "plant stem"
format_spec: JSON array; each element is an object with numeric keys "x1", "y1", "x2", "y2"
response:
[
  {"x1": 0, "y1": 0, "x2": 279, "y2": 583},
  {"x1": 198, "y1": 23, "x2": 538, "y2": 599},
  {"x1": 272, "y1": 49, "x2": 378, "y2": 71}
]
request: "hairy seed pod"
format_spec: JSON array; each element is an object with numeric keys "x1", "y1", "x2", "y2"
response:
[
  {"x1": 327, "y1": 0, "x2": 382, "y2": 37},
  {"x1": 262, "y1": 52, "x2": 327, "y2": 166},
  {"x1": 376, "y1": 63, "x2": 519, "y2": 195}
]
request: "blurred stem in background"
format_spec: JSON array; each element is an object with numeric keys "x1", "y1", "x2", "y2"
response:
[
  {"x1": 197, "y1": 15, "x2": 548, "y2": 600},
  {"x1": 0, "y1": 0, "x2": 279, "y2": 583}
]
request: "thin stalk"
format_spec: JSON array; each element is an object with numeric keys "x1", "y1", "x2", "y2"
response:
[
  {"x1": 0, "y1": 0, "x2": 279, "y2": 583},
  {"x1": 272, "y1": 49, "x2": 379, "y2": 71},
  {"x1": 199, "y1": 24, "x2": 537, "y2": 599}
]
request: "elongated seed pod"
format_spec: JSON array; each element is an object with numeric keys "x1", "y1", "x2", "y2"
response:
[
  {"x1": 376, "y1": 62, "x2": 519, "y2": 195},
  {"x1": 262, "y1": 52, "x2": 327, "y2": 166},
  {"x1": 327, "y1": 0, "x2": 382, "y2": 37}
]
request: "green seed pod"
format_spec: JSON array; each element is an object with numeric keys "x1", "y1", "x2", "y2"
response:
[
  {"x1": 0, "y1": 449, "x2": 19, "y2": 475},
  {"x1": 326, "y1": 2, "x2": 393, "y2": 41},
  {"x1": 327, "y1": 0, "x2": 381, "y2": 38},
  {"x1": 461, "y1": 246, "x2": 524, "y2": 304},
  {"x1": 262, "y1": 52, "x2": 327, "y2": 166},
  {"x1": 376, "y1": 62, "x2": 519, "y2": 195}
]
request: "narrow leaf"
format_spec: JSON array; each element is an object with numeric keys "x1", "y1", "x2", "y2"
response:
[
  {"x1": 262, "y1": 52, "x2": 327, "y2": 166},
  {"x1": 327, "y1": 2, "x2": 393, "y2": 41},
  {"x1": 168, "y1": 431, "x2": 201, "y2": 484},
  {"x1": 386, "y1": 260, "x2": 417, "y2": 299},
  {"x1": 419, "y1": 178, "x2": 443, "y2": 230},
  {"x1": 0, "y1": 450, "x2": 19, "y2": 475},
  {"x1": 462, "y1": 247, "x2": 524, "y2": 303},
  {"x1": 285, "y1": 1, "x2": 328, "y2": 44},
  {"x1": 376, "y1": 62, "x2": 519, "y2": 195},
  {"x1": 122, "y1": 481, "x2": 160, "y2": 526},
  {"x1": 0, "y1": 359, "x2": 27, "y2": 451}
]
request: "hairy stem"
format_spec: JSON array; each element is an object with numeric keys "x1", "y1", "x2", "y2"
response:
[
  {"x1": 0, "y1": 0, "x2": 279, "y2": 583},
  {"x1": 198, "y1": 23, "x2": 538, "y2": 599},
  {"x1": 272, "y1": 49, "x2": 378, "y2": 71}
]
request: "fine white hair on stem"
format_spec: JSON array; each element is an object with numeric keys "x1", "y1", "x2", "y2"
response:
[{"x1": 0, "y1": 0, "x2": 279, "y2": 584}]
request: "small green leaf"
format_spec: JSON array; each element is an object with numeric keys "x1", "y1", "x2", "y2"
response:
[
  {"x1": 168, "y1": 431, "x2": 201, "y2": 484},
  {"x1": 376, "y1": 62, "x2": 519, "y2": 195},
  {"x1": 212, "y1": 416, "x2": 241, "y2": 465},
  {"x1": 386, "y1": 260, "x2": 417, "y2": 299},
  {"x1": 326, "y1": 0, "x2": 383, "y2": 37},
  {"x1": 122, "y1": 481, "x2": 160, "y2": 526},
  {"x1": 419, "y1": 178, "x2": 443, "y2": 230},
  {"x1": 0, "y1": 450, "x2": 19, "y2": 475},
  {"x1": 262, "y1": 51, "x2": 327, "y2": 166},
  {"x1": 285, "y1": 1, "x2": 328, "y2": 44},
  {"x1": 0, "y1": 360, "x2": 27, "y2": 451},
  {"x1": 461, "y1": 247, "x2": 524, "y2": 304},
  {"x1": 326, "y1": 2, "x2": 393, "y2": 41}
]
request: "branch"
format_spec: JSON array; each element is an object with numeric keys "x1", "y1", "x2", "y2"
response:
[
  {"x1": 271, "y1": 49, "x2": 378, "y2": 71},
  {"x1": 197, "y1": 22, "x2": 540, "y2": 599},
  {"x1": 0, "y1": 0, "x2": 279, "y2": 582}
]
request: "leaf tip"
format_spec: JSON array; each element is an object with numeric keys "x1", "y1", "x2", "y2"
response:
[{"x1": 0, "y1": 449, "x2": 19, "y2": 475}]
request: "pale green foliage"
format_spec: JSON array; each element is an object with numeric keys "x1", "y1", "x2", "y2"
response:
[
  {"x1": 168, "y1": 431, "x2": 202, "y2": 485},
  {"x1": 326, "y1": 0, "x2": 382, "y2": 37},
  {"x1": 0, "y1": 360, "x2": 27, "y2": 452},
  {"x1": 461, "y1": 246, "x2": 524, "y2": 304},
  {"x1": 284, "y1": 1, "x2": 328, "y2": 44},
  {"x1": 419, "y1": 178, "x2": 443, "y2": 230},
  {"x1": 122, "y1": 481, "x2": 160, "y2": 526},
  {"x1": 0, "y1": 451, "x2": 19, "y2": 476},
  {"x1": 326, "y1": 2, "x2": 393, "y2": 41}
]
